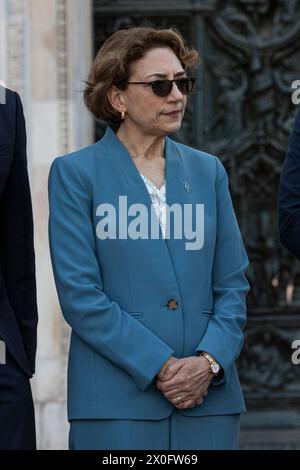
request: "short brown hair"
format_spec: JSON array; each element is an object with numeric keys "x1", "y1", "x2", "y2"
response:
[{"x1": 83, "y1": 26, "x2": 200, "y2": 127}]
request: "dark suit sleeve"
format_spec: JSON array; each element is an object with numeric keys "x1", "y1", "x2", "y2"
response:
[
  {"x1": 0, "y1": 92, "x2": 38, "y2": 375},
  {"x1": 279, "y1": 108, "x2": 300, "y2": 259}
]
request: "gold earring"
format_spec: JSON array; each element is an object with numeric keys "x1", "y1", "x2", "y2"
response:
[{"x1": 121, "y1": 110, "x2": 126, "y2": 120}]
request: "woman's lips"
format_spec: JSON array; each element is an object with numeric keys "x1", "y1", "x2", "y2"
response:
[{"x1": 163, "y1": 111, "x2": 181, "y2": 117}]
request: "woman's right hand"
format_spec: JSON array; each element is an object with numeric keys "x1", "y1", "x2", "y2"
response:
[
  {"x1": 156, "y1": 356, "x2": 180, "y2": 381},
  {"x1": 156, "y1": 356, "x2": 211, "y2": 409}
]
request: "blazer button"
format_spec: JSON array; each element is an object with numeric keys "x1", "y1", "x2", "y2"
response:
[{"x1": 167, "y1": 298, "x2": 178, "y2": 310}]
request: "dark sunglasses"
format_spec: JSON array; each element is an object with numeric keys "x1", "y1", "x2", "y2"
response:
[{"x1": 117, "y1": 77, "x2": 196, "y2": 97}]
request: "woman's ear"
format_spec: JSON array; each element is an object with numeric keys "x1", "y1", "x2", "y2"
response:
[{"x1": 107, "y1": 85, "x2": 125, "y2": 114}]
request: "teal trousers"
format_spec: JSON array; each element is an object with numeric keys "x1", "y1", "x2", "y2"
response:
[{"x1": 69, "y1": 410, "x2": 240, "y2": 450}]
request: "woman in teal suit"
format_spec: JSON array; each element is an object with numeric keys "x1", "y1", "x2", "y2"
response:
[{"x1": 48, "y1": 26, "x2": 250, "y2": 450}]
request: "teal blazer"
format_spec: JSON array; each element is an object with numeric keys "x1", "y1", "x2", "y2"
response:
[{"x1": 48, "y1": 126, "x2": 250, "y2": 420}]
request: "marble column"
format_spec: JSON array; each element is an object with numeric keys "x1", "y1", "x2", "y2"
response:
[{"x1": 0, "y1": 0, "x2": 7, "y2": 91}]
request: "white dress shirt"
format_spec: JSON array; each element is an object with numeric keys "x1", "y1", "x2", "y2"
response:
[{"x1": 140, "y1": 173, "x2": 167, "y2": 238}]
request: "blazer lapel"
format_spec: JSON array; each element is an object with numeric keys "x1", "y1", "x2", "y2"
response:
[{"x1": 99, "y1": 125, "x2": 191, "y2": 246}]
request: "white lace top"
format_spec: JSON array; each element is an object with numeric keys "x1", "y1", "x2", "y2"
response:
[{"x1": 139, "y1": 173, "x2": 167, "y2": 238}]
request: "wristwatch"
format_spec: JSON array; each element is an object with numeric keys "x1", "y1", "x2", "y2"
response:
[{"x1": 197, "y1": 351, "x2": 221, "y2": 376}]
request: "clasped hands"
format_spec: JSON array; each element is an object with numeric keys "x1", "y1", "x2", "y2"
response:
[{"x1": 155, "y1": 355, "x2": 214, "y2": 409}]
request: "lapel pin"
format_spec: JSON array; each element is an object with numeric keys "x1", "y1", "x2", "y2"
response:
[{"x1": 184, "y1": 181, "x2": 191, "y2": 192}]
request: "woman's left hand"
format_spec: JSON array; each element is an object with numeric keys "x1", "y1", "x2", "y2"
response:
[{"x1": 155, "y1": 356, "x2": 214, "y2": 409}]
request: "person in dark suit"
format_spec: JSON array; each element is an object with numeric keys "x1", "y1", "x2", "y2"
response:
[
  {"x1": 0, "y1": 86, "x2": 38, "y2": 450},
  {"x1": 279, "y1": 108, "x2": 300, "y2": 259}
]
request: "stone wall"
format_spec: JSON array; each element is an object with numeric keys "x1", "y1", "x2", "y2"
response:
[{"x1": 0, "y1": 0, "x2": 93, "y2": 449}]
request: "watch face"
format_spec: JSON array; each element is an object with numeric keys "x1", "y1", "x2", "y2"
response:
[{"x1": 211, "y1": 363, "x2": 220, "y2": 374}]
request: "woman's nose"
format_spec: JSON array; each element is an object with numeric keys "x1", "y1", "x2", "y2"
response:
[{"x1": 169, "y1": 81, "x2": 184, "y2": 99}]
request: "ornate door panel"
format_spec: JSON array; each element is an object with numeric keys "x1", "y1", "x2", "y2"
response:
[{"x1": 93, "y1": 0, "x2": 300, "y2": 448}]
